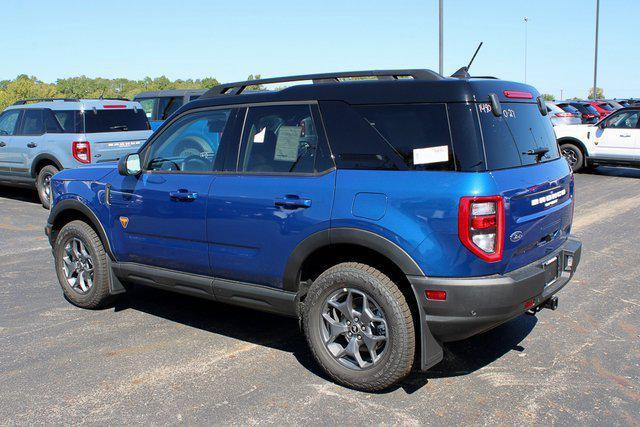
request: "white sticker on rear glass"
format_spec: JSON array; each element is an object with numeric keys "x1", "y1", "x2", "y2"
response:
[
  {"x1": 413, "y1": 146, "x2": 449, "y2": 165},
  {"x1": 253, "y1": 127, "x2": 266, "y2": 143},
  {"x1": 274, "y1": 126, "x2": 302, "y2": 162}
]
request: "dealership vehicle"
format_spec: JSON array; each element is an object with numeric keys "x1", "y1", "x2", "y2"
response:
[
  {"x1": 557, "y1": 101, "x2": 600, "y2": 124},
  {"x1": 133, "y1": 89, "x2": 206, "y2": 130},
  {"x1": 589, "y1": 101, "x2": 614, "y2": 118},
  {"x1": 0, "y1": 98, "x2": 152, "y2": 208},
  {"x1": 598, "y1": 99, "x2": 624, "y2": 110},
  {"x1": 555, "y1": 106, "x2": 640, "y2": 171},
  {"x1": 546, "y1": 101, "x2": 581, "y2": 126},
  {"x1": 46, "y1": 70, "x2": 581, "y2": 391}
]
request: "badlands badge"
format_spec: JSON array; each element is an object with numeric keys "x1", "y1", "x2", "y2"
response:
[{"x1": 119, "y1": 216, "x2": 129, "y2": 229}]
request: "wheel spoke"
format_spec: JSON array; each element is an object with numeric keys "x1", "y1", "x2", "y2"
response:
[{"x1": 322, "y1": 312, "x2": 348, "y2": 344}]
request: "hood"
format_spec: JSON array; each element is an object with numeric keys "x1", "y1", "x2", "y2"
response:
[
  {"x1": 53, "y1": 163, "x2": 117, "y2": 182},
  {"x1": 553, "y1": 124, "x2": 594, "y2": 139}
]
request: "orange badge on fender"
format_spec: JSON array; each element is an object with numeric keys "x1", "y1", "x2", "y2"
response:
[{"x1": 119, "y1": 216, "x2": 129, "y2": 229}]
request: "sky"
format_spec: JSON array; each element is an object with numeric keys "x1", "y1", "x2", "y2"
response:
[{"x1": 1, "y1": 0, "x2": 638, "y2": 99}]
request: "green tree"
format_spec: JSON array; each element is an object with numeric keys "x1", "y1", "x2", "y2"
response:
[
  {"x1": 588, "y1": 87, "x2": 604, "y2": 100},
  {"x1": 540, "y1": 93, "x2": 555, "y2": 101},
  {"x1": 0, "y1": 75, "x2": 58, "y2": 110}
]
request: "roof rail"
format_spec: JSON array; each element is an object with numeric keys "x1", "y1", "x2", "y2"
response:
[
  {"x1": 202, "y1": 69, "x2": 444, "y2": 98},
  {"x1": 12, "y1": 97, "x2": 130, "y2": 105}
]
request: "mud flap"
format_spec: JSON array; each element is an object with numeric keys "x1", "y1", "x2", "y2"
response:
[
  {"x1": 107, "y1": 258, "x2": 127, "y2": 295},
  {"x1": 411, "y1": 286, "x2": 444, "y2": 371}
]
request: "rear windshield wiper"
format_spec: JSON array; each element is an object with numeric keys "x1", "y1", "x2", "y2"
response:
[
  {"x1": 523, "y1": 147, "x2": 549, "y2": 162},
  {"x1": 109, "y1": 125, "x2": 128, "y2": 131}
]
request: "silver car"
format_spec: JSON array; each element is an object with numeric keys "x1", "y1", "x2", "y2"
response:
[{"x1": 546, "y1": 101, "x2": 582, "y2": 126}]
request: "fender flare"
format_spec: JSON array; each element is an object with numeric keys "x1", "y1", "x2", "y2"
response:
[
  {"x1": 48, "y1": 199, "x2": 116, "y2": 261},
  {"x1": 30, "y1": 154, "x2": 63, "y2": 177},
  {"x1": 557, "y1": 137, "x2": 589, "y2": 158},
  {"x1": 283, "y1": 227, "x2": 424, "y2": 292}
]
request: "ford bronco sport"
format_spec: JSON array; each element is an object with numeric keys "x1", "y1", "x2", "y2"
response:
[
  {"x1": 45, "y1": 70, "x2": 582, "y2": 391},
  {"x1": 0, "y1": 98, "x2": 152, "y2": 208}
]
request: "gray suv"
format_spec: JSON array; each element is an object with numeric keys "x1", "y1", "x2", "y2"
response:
[{"x1": 0, "y1": 98, "x2": 152, "y2": 208}]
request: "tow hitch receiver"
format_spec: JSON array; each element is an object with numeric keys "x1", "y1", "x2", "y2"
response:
[{"x1": 526, "y1": 296, "x2": 559, "y2": 315}]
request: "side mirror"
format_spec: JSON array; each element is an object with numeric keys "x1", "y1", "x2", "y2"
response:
[
  {"x1": 118, "y1": 153, "x2": 142, "y2": 176},
  {"x1": 597, "y1": 121, "x2": 606, "y2": 129}
]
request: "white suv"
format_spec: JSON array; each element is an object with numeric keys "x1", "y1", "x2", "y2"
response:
[{"x1": 554, "y1": 107, "x2": 640, "y2": 171}]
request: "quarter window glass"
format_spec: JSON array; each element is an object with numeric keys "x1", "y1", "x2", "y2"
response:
[
  {"x1": 52, "y1": 111, "x2": 83, "y2": 133},
  {"x1": 355, "y1": 104, "x2": 454, "y2": 171},
  {"x1": 21, "y1": 109, "x2": 45, "y2": 135},
  {"x1": 605, "y1": 110, "x2": 640, "y2": 129},
  {"x1": 0, "y1": 110, "x2": 21, "y2": 136},
  {"x1": 239, "y1": 105, "x2": 320, "y2": 173},
  {"x1": 158, "y1": 97, "x2": 184, "y2": 120},
  {"x1": 137, "y1": 99, "x2": 155, "y2": 119},
  {"x1": 146, "y1": 109, "x2": 234, "y2": 172}
]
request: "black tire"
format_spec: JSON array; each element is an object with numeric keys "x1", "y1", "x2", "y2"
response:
[
  {"x1": 53, "y1": 220, "x2": 114, "y2": 309},
  {"x1": 302, "y1": 262, "x2": 415, "y2": 391},
  {"x1": 36, "y1": 165, "x2": 59, "y2": 209},
  {"x1": 560, "y1": 143, "x2": 584, "y2": 172}
]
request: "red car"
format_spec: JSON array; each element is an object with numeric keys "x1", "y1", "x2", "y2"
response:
[{"x1": 588, "y1": 101, "x2": 614, "y2": 118}]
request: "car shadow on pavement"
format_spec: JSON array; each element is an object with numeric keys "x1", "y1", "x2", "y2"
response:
[
  {"x1": 580, "y1": 166, "x2": 640, "y2": 178},
  {"x1": 0, "y1": 186, "x2": 40, "y2": 204},
  {"x1": 115, "y1": 285, "x2": 538, "y2": 395}
]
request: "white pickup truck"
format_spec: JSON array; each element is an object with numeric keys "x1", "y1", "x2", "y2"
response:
[{"x1": 554, "y1": 107, "x2": 640, "y2": 171}]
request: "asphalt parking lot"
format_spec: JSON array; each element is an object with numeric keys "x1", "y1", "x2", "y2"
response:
[{"x1": 1, "y1": 167, "x2": 639, "y2": 425}]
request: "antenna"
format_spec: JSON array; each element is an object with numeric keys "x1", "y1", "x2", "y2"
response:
[{"x1": 451, "y1": 42, "x2": 484, "y2": 79}]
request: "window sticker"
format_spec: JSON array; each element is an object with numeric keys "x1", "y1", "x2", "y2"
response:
[
  {"x1": 253, "y1": 127, "x2": 266, "y2": 143},
  {"x1": 274, "y1": 126, "x2": 301, "y2": 162},
  {"x1": 413, "y1": 146, "x2": 449, "y2": 165}
]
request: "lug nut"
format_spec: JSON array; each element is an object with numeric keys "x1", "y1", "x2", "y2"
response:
[
  {"x1": 357, "y1": 335, "x2": 362, "y2": 340},
  {"x1": 346, "y1": 321, "x2": 351, "y2": 325},
  {"x1": 354, "y1": 317, "x2": 359, "y2": 322}
]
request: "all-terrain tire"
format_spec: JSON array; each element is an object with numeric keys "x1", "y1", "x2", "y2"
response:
[
  {"x1": 302, "y1": 262, "x2": 415, "y2": 391},
  {"x1": 36, "y1": 165, "x2": 59, "y2": 209}
]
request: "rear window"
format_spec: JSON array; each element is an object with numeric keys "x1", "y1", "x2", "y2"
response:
[
  {"x1": 478, "y1": 102, "x2": 560, "y2": 170},
  {"x1": 598, "y1": 102, "x2": 613, "y2": 111},
  {"x1": 83, "y1": 109, "x2": 150, "y2": 133},
  {"x1": 558, "y1": 104, "x2": 579, "y2": 114},
  {"x1": 354, "y1": 104, "x2": 455, "y2": 171}
]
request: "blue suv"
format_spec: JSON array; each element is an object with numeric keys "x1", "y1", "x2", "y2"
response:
[{"x1": 45, "y1": 70, "x2": 582, "y2": 391}]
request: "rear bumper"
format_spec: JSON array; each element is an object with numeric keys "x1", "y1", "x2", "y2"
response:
[{"x1": 410, "y1": 237, "x2": 582, "y2": 342}]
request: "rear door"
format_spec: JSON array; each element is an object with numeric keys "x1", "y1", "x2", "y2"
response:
[
  {"x1": 207, "y1": 103, "x2": 336, "y2": 288},
  {"x1": 590, "y1": 109, "x2": 640, "y2": 161},
  {"x1": 83, "y1": 107, "x2": 152, "y2": 163},
  {"x1": 477, "y1": 101, "x2": 574, "y2": 272}
]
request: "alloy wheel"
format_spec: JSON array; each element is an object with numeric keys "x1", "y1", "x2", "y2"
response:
[
  {"x1": 319, "y1": 288, "x2": 388, "y2": 370},
  {"x1": 562, "y1": 147, "x2": 578, "y2": 168},
  {"x1": 62, "y1": 237, "x2": 94, "y2": 294}
]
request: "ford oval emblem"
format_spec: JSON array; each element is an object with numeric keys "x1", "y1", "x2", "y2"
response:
[{"x1": 510, "y1": 231, "x2": 523, "y2": 242}]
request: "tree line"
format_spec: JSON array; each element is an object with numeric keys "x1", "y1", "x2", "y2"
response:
[{"x1": 0, "y1": 74, "x2": 263, "y2": 111}]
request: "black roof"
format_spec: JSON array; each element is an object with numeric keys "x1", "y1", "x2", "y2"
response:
[
  {"x1": 133, "y1": 89, "x2": 207, "y2": 99},
  {"x1": 179, "y1": 69, "x2": 539, "y2": 112}
]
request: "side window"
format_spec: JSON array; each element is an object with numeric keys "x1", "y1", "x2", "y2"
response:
[
  {"x1": 0, "y1": 110, "x2": 21, "y2": 136},
  {"x1": 145, "y1": 109, "x2": 236, "y2": 173},
  {"x1": 605, "y1": 110, "x2": 640, "y2": 129},
  {"x1": 238, "y1": 104, "x2": 322, "y2": 174},
  {"x1": 21, "y1": 109, "x2": 45, "y2": 135},
  {"x1": 44, "y1": 110, "x2": 63, "y2": 133},
  {"x1": 137, "y1": 98, "x2": 156, "y2": 120},
  {"x1": 51, "y1": 110, "x2": 83, "y2": 133},
  {"x1": 158, "y1": 97, "x2": 184, "y2": 120}
]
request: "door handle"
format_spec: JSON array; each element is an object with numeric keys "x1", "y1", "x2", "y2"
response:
[
  {"x1": 169, "y1": 189, "x2": 198, "y2": 202},
  {"x1": 274, "y1": 195, "x2": 312, "y2": 209},
  {"x1": 27, "y1": 142, "x2": 37, "y2": 148},
  {"x1": 0, "y1": 142, "x2": 5, "y2": 147}
]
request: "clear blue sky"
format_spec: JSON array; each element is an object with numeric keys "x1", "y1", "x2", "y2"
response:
[{"x1": 2, "y1": 0, "x2": 638, "y2": 99}]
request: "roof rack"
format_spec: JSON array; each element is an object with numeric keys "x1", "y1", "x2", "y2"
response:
[
  {"x1": 12, "y1": 97, "x2": 130, "y2": 105},
  {"x1": 202, "y1": 69, "x2": 444, "y2": 98}
]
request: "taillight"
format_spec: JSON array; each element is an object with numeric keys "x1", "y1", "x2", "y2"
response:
[
  {"x1": 458, "y1": 196, "x2": 504, "y2": 262},
  {"x1": 72, "y1": 141, "x2": 91, "y2": 164},
  {"x1": 582, "y1": 114, "x2": 596, "y2": 119},
  {"x1": 554, "y1": 112, "x2": 574, "y2": 118}
]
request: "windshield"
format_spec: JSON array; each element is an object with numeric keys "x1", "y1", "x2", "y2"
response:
[
  {"x1": 83, "y1": 108, "x2": 150, "y2": 133},
  {"x1": 477, "y1": 102, "x2": 560, "y2": 170}
]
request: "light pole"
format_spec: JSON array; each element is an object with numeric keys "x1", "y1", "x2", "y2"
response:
[
  {"x1": 439, "y1": 0, "x2": 443, "y2": 75},
  {"x1": 593, "y1": 0, "x2": 600, "y2": 100},
  {"x1": 524, "y1": 17, "x2": 529, "y2": 83},
  {"x1": 560, "y1": 89, "x2": 564, "y2": 101}
]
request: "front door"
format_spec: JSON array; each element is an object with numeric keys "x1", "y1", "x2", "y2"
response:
[
  {"x1": 0, "y1": 109, "x2": 23, "y2": 174},
  {"x1": 592, "y1": 109, "x2": 640, "y2": 161},
  {"x1": 108, "y1": 107, "x2": 243, "y2": 276},
  {"x1": 208, "y1": 103, "x2": 336, "y2": 288}
]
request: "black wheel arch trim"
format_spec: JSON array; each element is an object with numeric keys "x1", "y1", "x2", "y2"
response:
[
  {"x1": 30, "y1": 154, "x2": 63, "y2": 177},
  {"x1": 48, "y1": 199, "x2": 116, "y2": 261},
  {"x1": 558, "y1": 137, "x2": 589, "y2": 158},
  {"x1": 283, "y1": 227, "x2": 425, "y2": 292}
]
